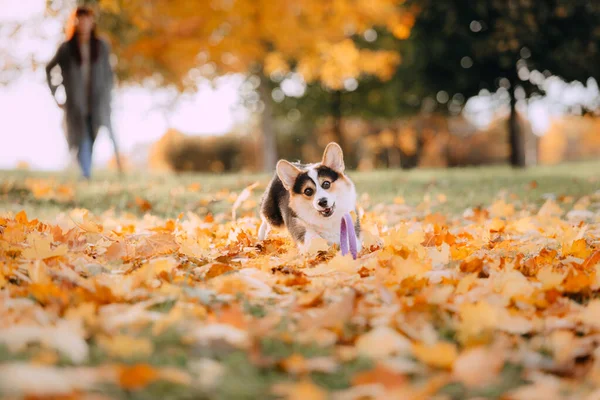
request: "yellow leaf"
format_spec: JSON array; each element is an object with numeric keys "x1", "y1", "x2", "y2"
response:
[
  {"x1": 458, "y1": 302, "x2": 498, "y2": 343},
  {"x1": 578, "y1": 299, "x2": 600, "y2": 330},
  {"x1": 494, "y1": 270, "x2": 534, "y2": 301},
  {"x1": 355, "y1": 326, "x2": 412, "y2": 359},
  {"x1": 413, "y1": 341, "x2": 458, "y2": 369},
  {"x1": 77, "y1": 215, "x2": 103, "y2": 234},
  {"x1": 135, "y1": 233, "x2": 179, "y2": 258},
  {"x1": 428, "y1": 242, "x2": 450, "y2": 267},
  {"x1": 158, "y1": 367, "x2": 191, "y2": 386},
  {"x1": 392, "y1": 256, "x2": 430, "y2": 281},
  {"x1": 97, "y1": 335, "x2": 154, "y2": 359},
  {"x1": 538, "y1": 198, "x2": 563, "y2": 217},
  {"x1": 21, "y1": 232, "x2": 67, "y2": 260},
  {"x1": 562, "y1": 238, "x2": 591, "y2": 259},
  {"x1": 134, "y1": 257, "x2": 178, "y2": 282},
  {"x1": 453, "y1": 346, "x2": 504, "y2": 388},
  {"x1": 361, "y1": 230, "x2": 383, "y2": 250},
  {"x1": 489, "y1": 199, "x2": 515, "y2": 218},
  {"x1": 26, "y1": 260, "x2": 51, "y2": 284},
  {"x1": 455, "y1": 273, "x2": 477, "y2": 294},
  {"x1": 2, "y1": 222, "x2": 26, "y2": 243},
  {"x1": 537, "y1": 268, "x2": 566, "y2": 290}
]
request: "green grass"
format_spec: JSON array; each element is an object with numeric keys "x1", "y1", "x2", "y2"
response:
[{"x1": 1, "y1": 160, "x2": 599, "y2": 219}]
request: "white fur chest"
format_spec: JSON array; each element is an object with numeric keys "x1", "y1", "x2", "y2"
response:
[{"x1": 306, "y1": 215, "x2": 343, "y2": 244}]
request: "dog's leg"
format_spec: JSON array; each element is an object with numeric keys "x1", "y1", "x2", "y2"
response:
[
  {"x1": 285, "y1": 217, "x2": 314, "y2": 254},
  {"x1": 298, "y1": 229, "x2": 319, "y2": 254},
  {"x1": 258, "y1": 219, "x2": 271, "y2": 241}
]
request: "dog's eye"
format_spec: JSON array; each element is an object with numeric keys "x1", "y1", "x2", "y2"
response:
[
  {"x1": 321, "y1": 181, "x2": 331, "y2": 189},
  {"x1": 303, "y1": 188, "x2": 314, "y2": 197}
]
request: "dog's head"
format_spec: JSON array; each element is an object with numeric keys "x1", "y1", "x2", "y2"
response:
[{"x1": 276, "y1": 142, "x2": 355, "y2": 221}]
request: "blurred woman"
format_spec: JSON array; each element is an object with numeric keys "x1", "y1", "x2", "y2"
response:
[{"x1": 46, "y1": 6, "x2": 121, "y2": 179}]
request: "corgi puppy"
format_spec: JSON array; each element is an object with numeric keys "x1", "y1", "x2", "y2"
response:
[{"x1": 258, "y1": 142, "x2": 361, "y2": 254}]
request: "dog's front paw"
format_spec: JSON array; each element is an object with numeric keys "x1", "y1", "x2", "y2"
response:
[
  {"x1": 298, "y1": 234, "x2": 328, "y2": 256},
  {"x1": 297, "y1": 240, "x2": 311, "y2": 255}
]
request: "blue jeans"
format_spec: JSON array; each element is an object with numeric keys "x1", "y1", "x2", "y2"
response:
[{"x1": 77, "y1": 116, "x2": 93, "y2": 179}]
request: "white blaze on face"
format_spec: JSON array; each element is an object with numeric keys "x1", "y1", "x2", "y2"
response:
[{"x1": 307, "y1": 167, "x2": 336, "y2": 210}]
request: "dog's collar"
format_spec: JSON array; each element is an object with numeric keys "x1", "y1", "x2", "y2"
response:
[{"x1": 340, "y1": 213, "x2": 358, "y2": 260}]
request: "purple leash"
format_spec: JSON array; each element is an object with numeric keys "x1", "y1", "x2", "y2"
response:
[{"x1": 340, "y1": 213, "x2": 358, "y2": 259}]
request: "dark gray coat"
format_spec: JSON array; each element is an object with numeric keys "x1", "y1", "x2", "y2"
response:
[{"x1": 46, "y1": 37, "x2": 114, "y2": 150}]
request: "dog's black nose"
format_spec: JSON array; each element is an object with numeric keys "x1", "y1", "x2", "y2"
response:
[{"x1": 318, "y1": 198, "x2": 328, "y2": 208}]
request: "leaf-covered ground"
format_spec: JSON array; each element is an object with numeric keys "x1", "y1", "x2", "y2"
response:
[{"x1": 1, "y1": 163, "x2": 600, "y2": 400}]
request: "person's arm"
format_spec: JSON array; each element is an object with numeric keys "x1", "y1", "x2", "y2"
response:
[{"x1": 45, "y1": 42, "x2": 65, "y2": 99}]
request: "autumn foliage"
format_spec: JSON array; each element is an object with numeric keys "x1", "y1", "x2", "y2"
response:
[
  {"x1": 2, "y1": 175, "x2": 600, "y2": 398},
  {"x1": 98, "y1": 0, "x2": 415, "y2": 90}
]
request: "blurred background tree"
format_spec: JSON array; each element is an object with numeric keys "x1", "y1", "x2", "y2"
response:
[
  {"x1": 78, "y1": 0, "x2": 416, "y2": 170},
  {"x1": 4, "y1": 0, "x2": 597, "y2": 172},
  {"x1": 268, "y1": 0, "x2": 600, "y2": 168}
]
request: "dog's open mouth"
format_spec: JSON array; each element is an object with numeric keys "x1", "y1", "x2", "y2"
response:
[{"x1": 319, "y1": 204, "x2": 335, "y2": 217}]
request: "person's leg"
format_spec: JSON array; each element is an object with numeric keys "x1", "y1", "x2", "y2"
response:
[
  {"x1": 106, "y1": 121, "x2": 123, "y2": 174},
  {"x1": 77, "y1": 117, "x2": 93, "y2": 179}
]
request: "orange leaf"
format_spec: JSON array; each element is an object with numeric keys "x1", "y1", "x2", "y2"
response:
[
  {"x1": 135, "y1": 233, "x2": 178, "y2": 258},
  {"x1": 562, "y1": 270, "x2": 595, "y2": 293},
  {"x1": 272, "y1": 379, "x2": 327, "y2": 400},
  {"x1": 285, "y1": 274, "x2": 311, "y2": 286},
  {"x1": 450, "y1": 245, "x2": 471, "y2": 261},
  {"x1": 187, "y1": 183, "x2": 201, "y2": 192},
  {"x1": 562, "y1": 238, "x2": 591, "y2": 259},
  {"x1": 216, "y1": 305, "x2": 247, "y2": 330},
  {"x1": 281, "y1": 353, "x2": 308, "y2": 374},
  {"x1": 297, "y1": 290, "x2": 324, "y2": 308},
  {"x1": 118, "y1": 364, "x2": 159, "y2": 390},
  {"x1": 352, "y1": 363, "x2": 406, "y2": 388},
  {"x1": 15, "y1": 210, "x2": 28, "y2": 224},
  {"x1": 205, "y1": 263, "x2": 235, "y2": 279},
  {"x1": 2, "y1": 223, "x2": 26, "y2": 243},
  {"x1": 28, "y1": 283, "x2": 68, "y2": 306},
  {"x1": 105, "y1": 240, "x2": 133, "y2": 262},
  {"x1": 582, "y1": 250, "x2": 600, "y2": 270},
  {"x1": 460, "y1": 257, "x2": 483, "y2": 273},
  {"x1": 135, "y1": 197, "x2": 153, "y2": 212}
]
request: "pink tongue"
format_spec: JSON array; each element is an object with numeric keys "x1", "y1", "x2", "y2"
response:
[{"x1": 340, "y1": 213, "x2": 358, "y2": 260}]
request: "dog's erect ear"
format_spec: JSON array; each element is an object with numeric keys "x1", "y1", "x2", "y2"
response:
[
  {"x1": 276, "y1": 160, "x2": 301, "y2": 191},
  {"x1": 321, "y1": 142, "x2": 345, "y2": 173}
]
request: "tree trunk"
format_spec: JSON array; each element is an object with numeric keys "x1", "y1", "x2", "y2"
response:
[
  {"x1": 332, "y1": 90, "x2": 343, "y2": 147},
  {"x1": 508, "y1": 86, "x2": 526, "y2": 168},
  {"x1": 387, "y1": 147, "x2": 401, "y2": 168},
  {"x1": 331, "y1": 90, "x2": 355, "y2": 166},
  {"x1": 258, "y1": 75, "x2": 277, "y2": 172}
]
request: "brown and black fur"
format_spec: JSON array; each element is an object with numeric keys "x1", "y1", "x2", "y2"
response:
[
  {"x1": 259, "y1": 162, "x2": 361, "y2": 247},
  {"x1": 259, "y1": 163, "x2": 309, "y2": 243}
]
